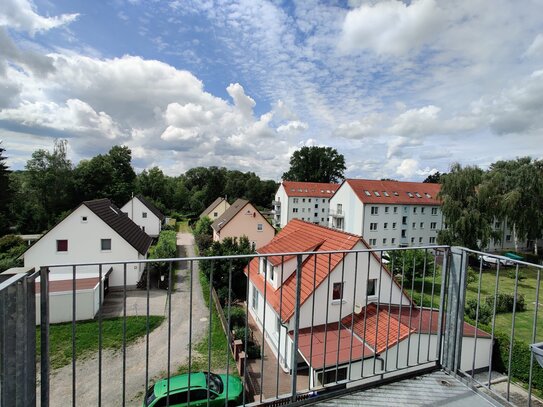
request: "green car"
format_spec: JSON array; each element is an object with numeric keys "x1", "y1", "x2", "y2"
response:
[{"x1": 144, "y1": 371, "x2": 243, "y2": 407}]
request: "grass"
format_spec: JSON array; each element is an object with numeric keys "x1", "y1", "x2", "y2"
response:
[
  {"x1": 410, "y1": 265, "x2": 543, "y2": 343},
  {"x1": 37, "y1": 316, "x2": 164, "y2": 370},
  {"x1": 176, "y1": 271, "x2": 237, "y2": 376},
  {"x1": 177, "y1": 220, "x2": 192, "y2": 233}
]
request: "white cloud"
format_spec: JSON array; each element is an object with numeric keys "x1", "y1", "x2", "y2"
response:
[
  {"x1": 226, "y1": 83, "x2": 256, "y2": 120},
  {"x1": 395, "y1": 158, "x2": 437, "y2": 178},
  {"x1": 0, "y1": 0, "x2": 78, "y2": 35},
  {"x1": 334, "y1": 114, "x2": 381, "y2": 139},
  {"x1": 164, "y1": 103, "x2": 214, "y2": 128},
  {"x1": 340, "y1": 0, "x2": 443, "y2": 55},
  {"x1": 524, "y1": 33, "x2": 543, "y2": 58},
  {"x1": 277, "y1": 120, "x2": 308, "y2": 134},
  {"x1": 388, "y1": 105, "x2": 441, "y2": 137}
]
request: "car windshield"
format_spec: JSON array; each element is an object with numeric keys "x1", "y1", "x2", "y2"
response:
[
  {"x1": 206, "y1": 373, "x2": 223, "y2": 394},
  {"x1": 146, "y1": 384, "x2": 156, "y2": 405}
]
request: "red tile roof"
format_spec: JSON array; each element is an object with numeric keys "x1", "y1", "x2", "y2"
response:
[
  {"x1": 281, "y1": 181, "x2": 339, "y2": 198},
  {"x1": 291, "y1": 322, "x2": 374, "y2": 369},
  {"x1": 35, "y1": 277, "x2": 100, "y2": 293},
  {"x1": 344, "y1": 179, "x2": 441, "y2": 206}
]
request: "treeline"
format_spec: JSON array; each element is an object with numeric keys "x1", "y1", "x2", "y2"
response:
[
  {"x1": 438, "y1": 157, "x2": 543, "y2": 253},
  {"x1": 0, "y1": 140, "x2": 278, "y2": 235}
]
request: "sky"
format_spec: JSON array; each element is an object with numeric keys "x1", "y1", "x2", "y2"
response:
[{"x1": 1, "y1": 0, "x2": 542, "y2": 181}]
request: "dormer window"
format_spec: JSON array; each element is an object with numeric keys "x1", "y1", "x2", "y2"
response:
[
  {"x1": 383, "y1": 191, "x2": 389, "y2": 197},
  {"x1": 364, "y1": 190, "x2": 371, "y2": 196}
]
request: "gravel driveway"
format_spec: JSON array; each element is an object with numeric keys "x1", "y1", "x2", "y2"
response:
[{"x1": 41, "y1": 232, "x2": 207, "y2": 406}]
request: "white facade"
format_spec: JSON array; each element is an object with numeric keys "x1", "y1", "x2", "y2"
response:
[
  {"x1": 122, "y1": 196, "x2": 162, "y2": 238},
  {"x1": 329, "y1": 182, "x2": 444, "y2": 247},
  {"x1": 23, "y1": 205, "x2": 146, "y2": 288}
]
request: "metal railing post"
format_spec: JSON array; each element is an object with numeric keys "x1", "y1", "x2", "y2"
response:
[
  {"x1": 290, "y1": 254, "x2": 303, "y2": 402},
  {"x1": 40, "y1": 266, "x2": 50, "y2": 407}
]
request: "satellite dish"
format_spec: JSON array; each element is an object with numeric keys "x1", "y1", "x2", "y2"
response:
[{"x1": 354, "y1": 302, "x2": 362, "y2": 314}]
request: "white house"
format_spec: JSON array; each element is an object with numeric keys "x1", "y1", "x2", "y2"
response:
[
  {"x1": 329, "y1": 179, "x2": 443, "y2": 247},
  {"x1": 200, "y1": 197, "x2": 230, "y2": 221},
  {"x1": 121, "y1": 195, "x2": 164, "y2": 238},
  {"x1": 272, "y1": 181, "x2": 339, "y2": 228},
  {"x1": 22, "y1": 198, "x2": 152, "y2": 289},
  {"x1": 245, "y1": 220, "x2": 492, "y2": 387}
]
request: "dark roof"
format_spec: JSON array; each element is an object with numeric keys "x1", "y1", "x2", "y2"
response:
[
  {"x1": 85, "y1": 199, "x2": 152, "y2": 255},
  {"x1": 200, "y1": 197, "x2": 226, "y2": 217},
  {"x1": 136, "y1": 195, "x2": 164, "y2": 221},
  {"x1": 211, "y1": 198, "x2": 249, "y2": 232}
]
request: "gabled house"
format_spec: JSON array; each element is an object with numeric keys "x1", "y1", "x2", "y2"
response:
[
  {"x1": 200, "y1": 197, "x2": 230, "y2": 221},
  {"x1": 211, "y1": 199, "x2": 275, "y2": 249},
  {"x1": 245, "y1": 220, "x2": 491, "y2": 387},
  {"x1": 272, "y1": 181, "x2": 338, "y2": 228},
  {"x1": 121, "y1": 195, "x2": 164, "y2": 238},
  {"x1": 22, "y1": 198, "x2": 152, "y2": 289}
]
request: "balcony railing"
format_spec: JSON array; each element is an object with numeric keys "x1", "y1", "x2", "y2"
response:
[
  {"x1": 2, "y1": 246, "x2": 543, "y2": 406},
  {"x1": 328, "y1": 209, "x2": 344, "y2": 217}
]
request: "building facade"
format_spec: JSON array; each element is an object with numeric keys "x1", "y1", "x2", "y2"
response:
[
  {"x1": 121, "y1": 195, "x2": 164, "y2": 238},
  {"x1": 329, "y1": 179, "x2": 443, "y2": 247},
  {"x1": 272, "y1": 181, "x2": 339, "y2": 228},
  {"x1": 200, "y1": 197, "x2": 230, "y2": 221}
]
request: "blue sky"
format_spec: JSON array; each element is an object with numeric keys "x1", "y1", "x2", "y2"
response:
[{"x1": 1, "y1": 0, "x2": 543, "y2": 181}]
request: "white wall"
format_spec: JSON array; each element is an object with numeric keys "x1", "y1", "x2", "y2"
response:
[
  {"x1": 35, "y1": 287, "x2": 99, "y2": 324},
  {"x1": 24, "y1": 205, "x2": 145, "y2": 287},
  {"x1": 329, "y1": 182, "x2": 363, "y2": 234},
  {"x1": 121, "y1": 197, "x2": 161, "y2": 237},
  {"x1": 274, "y1": 184, "x2": 289, "y2": 228},
  {"x1": 274, "y1": 184, "x2": 332, "y2": 228}
]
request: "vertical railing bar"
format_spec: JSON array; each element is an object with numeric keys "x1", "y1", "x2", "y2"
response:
[
  {"x1": 307, "y1": 254, "x2": 317, "y2": 390},
  {"x1": 242, "y1": 260, "x2": 250, "y2": 407},
  {"x1": 453, "y1": 250, "x2": 467, "y2": 373},
  {"x1": 471, "y1": 257, "x2": 484, "y2": 378},
  {"x1": 384, "y1": 254, "x2": 395, "y2": 372},
  {"x1": 528, "y1": 267, "x2": 541, "y2": 406},
  {"x1": 290, "y1": 254, "x2": 303, "y2": 402},
  {"x1": 373, "y1": 251, "x2": 384, "y2": 375},
  {"x1": 72, "y1": 265, "x2": 76, "y2": 407},
  {"x1": 98, "y1": 264, "x2": 103, "y2": 407},
  {"x1": 167, "y1": 262, "x2": 172, "y2": 406},
  {"x1": 506, "y1": 264, "x2": 520, "y2": 401},
  {"x1": 322, "y1": 254, "x2": 332, "y2": 384},
  {"x1": 427, "y1": 251, "x2": 438, "y2": 362},
  {"x1": 225, "y1": 259, "x2": 233, "y2": 407},
  {"x1": 406, "y1": 256, "x2": 417, "y2": 367},
  {"x1": 188, "y1": 260, "x2": 193, "y2": 407},
  {"x1": 361, "y1": 252, "x2": 371, "y2": 378},
  {"x1": 40, "y1": 266, "x2": 50, "y2": 407},
  {"x1": 276, "y1": 256, "x2": 285, "y2": 398},
  {"x1": 348, "y1": 252, "x2": 359, "y2": 381},
  {"x1": 395, "y1": 253, "x2": 406, "y2": 371},
  {"x1": 416, "y1": 249, "x2": 428, "y2": 365},
  {"x1": 207, "y1": 260, "x2": 214, "y2": 407},
  {"x1": 335, "y1": 254, "x2": 346, "y2": 382},
  {"x1": 260, "y1": 258, "x2": 268, "y2": 404},
  {"x1": 487, "y1": 261, "x2": 501, "y2": 389},
  {"x1": 144, "y1": 263, "x2": 151, "y2": 407},
  {"x1": 436, "y1": 248, "x2": 449, "y2": 365},
  {"x1": 122, "y1": 263, "x2": 127, "y2": 407}
]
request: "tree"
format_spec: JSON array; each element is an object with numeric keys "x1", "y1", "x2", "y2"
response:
[
  {"x1": 437, "y1": 163, "x2": 495, "y2": 250},
  {"x1": 193, "y1": 216, "x2": 214, "y2": 251},
  {"x1": 423, "y1": 171, "x2": 444, "y2": 183},
  {"x1": 0, "y1": 143, "x2": 12, "y2": 235},
  {"x1": 387, "y1": 249, "x2": 434, "y2": 285},
  {"x1": 107, "y1": 145, "x2": 136, "y2": 205},
  {"x1": 282, "y1": 146, "x2": 346, "y2": 183}
]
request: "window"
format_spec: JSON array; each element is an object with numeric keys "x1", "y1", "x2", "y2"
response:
[
  {"x1": 404, "y1": 206, "x2": 408, "y2": 213},
  {"x1": 374, "y1": 191, "x2": 380, "y2": 197},
  {"x1": 430, "y1": 222, "x2": 437, "y2": 230},
  {"x1": 367, "y1": 279, "x2": 377, "y2": 296},
  {"x1": 276, "y1": 316, "x2": 281, "y2": 333},
  {"x1": 101, "y1": 239, "x2": 112, "y2": 251},
  {"x1": 332, "y1": 282, "x2": 344, "y2": 301},
  {"x1": 308, "y1": 198, "x2": 312, "y2": 203},
  {"x1": 337, "y1": 203, "x2": 343, "y2": 214},
  {"x1": 302, "y1": 208, "x2": 305, "y2": 212},
  {"x1": 415, "y1": 192, "x2": 422, "y2": 198},
  {"x1": 293, "y1": 208, "x2": 298, "y2": 213},
  {"x1": 142, "y1": 212, "x2": 147, "y2": 218},
  {"x1": 429, "y1": 237, "x2": 436, "y2": 244},
  {"x1": 383, "y1": 191, "x2": 390, "y2": 197},
  {"x1": 421, "y1": 207, "x2": 425, "y2": 214},
  {"x1": 270, "y1": 265, "x2": 275, "y2": 281},
  {"x1": 385, "y1": 206, "x2": 389, "y2": 213},
  {"x1": 252, "y1": 286, "x2": 259, "y2": 310},
  {"x1": 56, "y1": 239, "x2": 68, "y2": 252},
  {"x1": 506, "y1": 235, "x2": 512, "y2": 242},
  {"x1": 317, "y1": 367, "x2": 347, "y2": 385},
  {"x1": 412, "y1": 222, "x2": 416, "y2": 229},
  {"x1": 302, "y1": 198, "x2": 306, "y2": 203},
  {"x1": 213, "y1": 212, "x2": 218, "y2": 217},
  {"x1": 419, "y1": 237, "x2": 423, "y2": 243},
  {"x1": 293, "y1": 198, "x2": 299, "y2": 203},
  {"x1": 394, "y1": 206, "x2": 398, "y2": 213},
  {"x1": 411, "y1": 237, "x2": 415, "y2": 243},
  {"x1": 402, "y1": 217, "x2": 407, "y2": 225},
  {"x1": 431, "y1": 207, "x2": 438, "y2": 215},
  {"x1": 384, "y1": 222, "x2": 388, "y2": 229},
  {"x1": 369, "y1": 238, "x2": 377, "y2": 245},
  {"x1": 413, "y1": 207, "x2": 417, "y2": 214},
  {"x1": 401, "y1": 230, "x2": 406, "y2": 238},
  {"x1": 257, "y1": 223, "x2": 263, "y2": 231},
  {"x1": 420, "y1": 222, "x2": 424, "y2": 229},
  {"x1": 391, "y1": 238, "x2": 396, "y2": 244},
  {"x1": 382, "y1": 238, "x2": 387, "y2": 244},
  {"x1": 393, "y1": 222, "x2": 397, "y2": 229},
  {"x1": 314, "y1": 212, "x2": 318, "y2": 217},
  {"x1": 364, "y1": 190, "x2": 371, "y2": 196},
  {"x1": 321, "y1": 218, "x2": 324, "y2": 222},
  {"x1": 315, "y1": 204, "x2": 318, "y2": 208},
  {"x1": 81, "y1": 216, "x2": 88, "y2": 222},
  {"x1": 371, "y1": 206, "x2": 379, "y2": 215},
  {"x1": 322, "y1": 208, "x2": 325, "y2": 213},
  {"x1": 407, "y1": 192, "x2": 414, "y2": 198},
  {"x1": 370, "y1": 222, "x2": 377, "y2": 231}
]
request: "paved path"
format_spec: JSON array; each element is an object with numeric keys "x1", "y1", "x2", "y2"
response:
[{"x1": 42, "y1": 232, "x2": 207, "y2": 406}]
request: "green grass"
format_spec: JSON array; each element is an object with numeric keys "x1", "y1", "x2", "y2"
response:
[
  {"x1": 176, "y1": 271, "x2": 236, "y2": 376},
  {"x1": 177, "y1": 220, "x2": 192, "y2": 233},
  {"x1": 410, "y1": 265, "x2": 543, "y2": 343},
  {"x1": 37, "y1": 316, "x2": 164, "y2": 370}
]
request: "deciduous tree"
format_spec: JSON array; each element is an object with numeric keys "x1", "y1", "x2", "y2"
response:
[{"x1": 282, "y1": 146, "x2": 346, "y2": 183}]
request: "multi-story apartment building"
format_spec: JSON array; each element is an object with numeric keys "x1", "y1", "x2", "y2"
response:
[
  {"x1": 329, "y1": 179, "x2": 443, "y2": 247},
  {"x1": 272, "y1": 181, "x2": 339, "y2": 228}
]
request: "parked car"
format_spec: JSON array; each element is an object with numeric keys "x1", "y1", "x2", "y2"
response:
[
  {"x1": 144, "y1": 371, "x2": 243, "y2": 407},
  {"x1": 478, "y1": 255, "x2": 514, "y2": 267}
]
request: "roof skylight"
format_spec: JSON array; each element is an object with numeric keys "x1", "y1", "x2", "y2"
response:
[
  {"x1": 383, "y1": 191, "x2": 390, "y2": 197},
  {"x1": 407, "y1": 192, "x2": 414, "y2": 198},
  {"x1": 364, "y1": 190, "x2": 371, "y2": 196},
  {"x1": 374, "y1": 191, "x2": 381, "y2": 197},
  {"x1": 415, "y1": 192, "x2": 422, "y2": 198}
]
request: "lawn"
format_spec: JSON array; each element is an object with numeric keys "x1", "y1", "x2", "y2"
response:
[
  {"x1": 411, "y1": 264, "x2": 543, "y2": 344},
  {"x1": 37, "y1": 316, "x2": 164, "y2": 370},
  {"x1": 176, "y1": 220, "x2": 192, "y2": 233}
]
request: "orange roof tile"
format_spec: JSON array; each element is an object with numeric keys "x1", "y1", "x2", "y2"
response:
[
  {"x1": 282, "y1": 181, "x2": 339, "y2": 198},
  {"x1": 344, "y1": 179, "x2": 441, "y2": 206}
]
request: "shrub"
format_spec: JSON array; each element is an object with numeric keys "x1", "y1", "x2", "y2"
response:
[
  {"x1": 228, "y1": 306, "x2": 247, "y2": 330},
  {"x1": 465, "y1": 298, "x2": 492, "y2": 325},
  {"x1": 387, "y1": 248, "x2": 435, "y2": 284},
  {"x1": 485, "y1": 293, "x2": 526, "y2": 314},
  {"x1": 0, "y1": 235, "x2": 25, "y2": 253},
  {"x1": 507, "y1": 269, "x2": 526, "y2": 281},
  {"x1": 148, "y1": 230, "x2": 177, "y2": 275},
  {"x1": 466, "y1": 267, "x2": 478, "y2": 286}
]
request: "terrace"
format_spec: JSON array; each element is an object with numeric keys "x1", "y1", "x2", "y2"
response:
[{"x1": 1, "y1": 246, "x2": 543, "y2": 406}]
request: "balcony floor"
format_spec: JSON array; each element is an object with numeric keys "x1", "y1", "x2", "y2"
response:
[{"x1": 313, "y1": 370, "x2": 498, "y2": 406}]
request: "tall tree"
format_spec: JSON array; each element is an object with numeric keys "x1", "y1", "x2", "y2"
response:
[
  {"x1": 423, "y1": 171, "x2": 444, "y2": 183},
  {"x1": 107, "y1": 145, "x2": 136, "y2": 205},
  {"x1": 282, "y1": 146, "x2": 346, "y2": 183},
  {"x1": 0, "y1": 143, "x2": 12, "y2": 235},
  {"x1": 437, "y1": 163, "x2": 495, "y2": 250}
]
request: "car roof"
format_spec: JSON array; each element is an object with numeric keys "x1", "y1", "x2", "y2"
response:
[{"x1": 154, "y1": 372, "x2": 208, "y2": 396}]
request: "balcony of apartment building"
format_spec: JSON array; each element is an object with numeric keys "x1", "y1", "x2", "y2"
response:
[{"x1": 3, "y1": 247, "x2": 543, "y2": 407}]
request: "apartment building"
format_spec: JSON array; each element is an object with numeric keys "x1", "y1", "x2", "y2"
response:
[
  {"x1": 272, "y1": 181, "x2": 339, "y2": 228},
  {"x1": 329, "y1": 179, "x2": 443, "y2": 247}
]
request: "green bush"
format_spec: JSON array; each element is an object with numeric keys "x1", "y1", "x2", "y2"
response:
[
  {"x1": 228, "y1": 306, "x2": 247, "y2": 330},
  {"x1": 387, "y1": 248, "x2": 435, "y2": 284},
  {"x1": 485, "y1": 293, "x2": 526, "y2": 314},
  {"x1": 466, "y1": 267, "x2": 478, "y2": 286},
  {"x1": 0, "y1": 235, "x2": 25, "y2": 253},
  {"x1": 465, "y1": 298, "x2": 492, "y2": 325},
  {"x1": 507, "y1": 269, "x2": 526, "y2": 281},
  {"x1": 148, "y1": 230, "x2": 177, "y2": 274}
]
